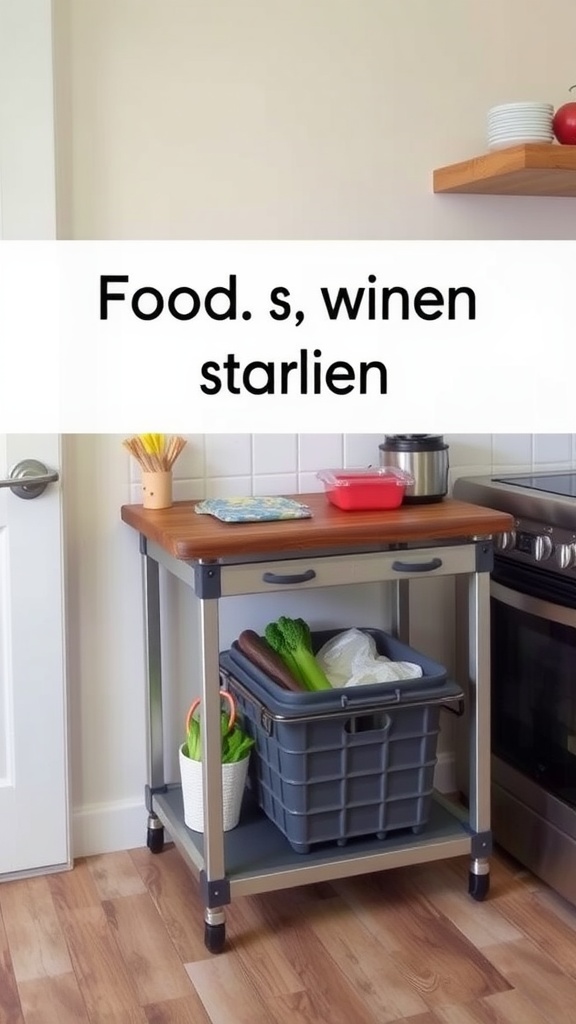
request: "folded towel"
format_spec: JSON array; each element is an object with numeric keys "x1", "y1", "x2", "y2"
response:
[{"x1": 194, "y1": 496, "x2": 312, "y2": 523}]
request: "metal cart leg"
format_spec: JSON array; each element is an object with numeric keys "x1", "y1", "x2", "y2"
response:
[
  {"x1": 198, "y1": 573, "x2": 230, "y2": 951},
  {"x1": 390, "y1": 578, "x2": 410, "y2": 644},
  {"x1": 466, "y1": 568, "x2": 492, "y2": 899},
  {"x1": 142, "y1": 544, "x2": 166, "y2": 854},
  {"x1": 469, "y1": 857, "x2": 490, "y2": 901},
  {"x1": 204, "y1": 907, "x2": 226, "y2": 954}
]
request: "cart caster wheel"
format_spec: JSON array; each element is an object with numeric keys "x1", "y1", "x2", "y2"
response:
[
  {"x1": 204, "y1": 922, "x2": 226, "y2": 954},
  {"x1": 468, "y1": 871, "x2": 490, "y2": 901},
  {"x1": 146, "y1": 825, "x2": 165, "y2": 854},
  {"x1": 412, "y1": 825, "x2": 424, "y2": 836},
  {"x1": 377, "y1": 831, "x2": 387, "y2": 840}
]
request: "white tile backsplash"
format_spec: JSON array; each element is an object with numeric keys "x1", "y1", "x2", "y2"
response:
[
  {"x1": 172, "y1": 478, "x2": 206, "y2": 502},
  {"x1": 205, "y1": 434, "x2": 252, "y2": 477},
  {"x1": 131, "y1": 434, "x2": 576, "y2": 500},
  {"x1": 446, "y1": 435, "x2": 491, "y2": 468},
  {"x1": 533, "y1": 434, "x2": 573, "y2": 465},
  {"x1": 252, "y1": 434, "x2": 297, "y2": 475},
  {"x1": 343, "y1": 434, "x2": 383, "y2": 468},
  {"x1": 298, "y1": 434, "x2": 343, "y2": 472},
  {"x1": 491, "y1": 434, "x2": 533, "y2": 468},
  {"x1": 448, "y1": 464, "x2": 492, "y2": 492},
  {"x1": 298, "y1": 471, "x2": 325, "y2": 492},
  {"x1": 252, "y1": 473, "x2": 298, "y2": 495},
  {"x1": 204, "y1": 476, "x2": 252, "y2": 498}
]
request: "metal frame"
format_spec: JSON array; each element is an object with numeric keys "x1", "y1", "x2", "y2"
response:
[{"x1": 140, "y1": 536, "x2": 492, "y2": 934}]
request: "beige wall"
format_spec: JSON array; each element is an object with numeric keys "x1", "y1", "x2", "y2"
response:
[{"x1": 55, "y1": 0, "x2": 576, "y2": 241}]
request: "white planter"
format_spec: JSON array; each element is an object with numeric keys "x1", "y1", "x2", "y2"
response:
[{"x1": 179, "y1": 744, "x2": 250, "y2": 832}]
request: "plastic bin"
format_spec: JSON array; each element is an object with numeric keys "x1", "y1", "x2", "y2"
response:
[
  {"x1": 219, "y1": 628, "x2": 463, "y2": 853},
  {"x1": 316, "y1": 467, "x2": 413, "y2": 510}
]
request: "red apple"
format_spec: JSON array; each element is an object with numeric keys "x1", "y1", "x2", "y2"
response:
[{"x1": 553, "y1": 85, "x2": 576, "y2": 145}]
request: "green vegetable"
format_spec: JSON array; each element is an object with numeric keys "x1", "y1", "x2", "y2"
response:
[
  {"x1": 264, "y1": 621, "x2": 307, "y2": 686},
  {"x1": 264, "y1": 615, "x2": 332, "y2": 692},
  {"x1": 294, "y1": 617, "x2": 312, "y2": 648},
  {"x1": 185, "y1": 710, "x2": 254, "y2": 763},
  {"x1": 222, "y1": 726, "x2": 254, "y2": 763}
]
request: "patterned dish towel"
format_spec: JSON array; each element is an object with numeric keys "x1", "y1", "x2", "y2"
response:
[{"x1": 194, "y1": 496, "x2": 313, "y2": 523}]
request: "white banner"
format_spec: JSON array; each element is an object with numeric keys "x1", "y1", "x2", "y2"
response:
[{"x1": 0, "y1": 239, "x2": 572, "y2": 432}]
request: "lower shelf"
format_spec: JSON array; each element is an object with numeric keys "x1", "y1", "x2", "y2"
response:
[{"x1": 152, "y1": 786, "x2": 473, "y2": 898}]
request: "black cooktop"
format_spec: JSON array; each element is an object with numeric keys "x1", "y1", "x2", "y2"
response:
[{"x1": 494, "y1": 473, "x2": 576, "y2": 499}]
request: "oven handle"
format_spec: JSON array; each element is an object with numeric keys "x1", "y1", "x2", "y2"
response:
[{"x1": 491, "y1": 580, "x2": 576, "y2": 629}]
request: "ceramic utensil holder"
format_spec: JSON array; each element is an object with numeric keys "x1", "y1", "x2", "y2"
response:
[{"x1": 142, "y1": 470, "x2": 172, "y2": 509}]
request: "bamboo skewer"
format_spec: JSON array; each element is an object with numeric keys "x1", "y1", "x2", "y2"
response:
[
  {"x1": 122, "y1": 434, "x2": 187, "y2": 472},
  {"x1": 165, "y1": 434, "x2": 187, "y2": 468}
]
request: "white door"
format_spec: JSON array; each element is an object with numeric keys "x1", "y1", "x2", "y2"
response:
[
  {"x1": 0, "y1": 435, "x2": 69, "y2": 876},
  {"x1": 0, "y1": 5, "x2": 69, "y2": 876}
]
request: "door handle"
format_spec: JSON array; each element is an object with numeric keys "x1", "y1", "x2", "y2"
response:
[{"x1": 0, "y1": 459, "x2": 59, "y2": 499}]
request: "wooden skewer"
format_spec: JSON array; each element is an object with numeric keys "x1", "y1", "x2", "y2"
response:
[
  {"x1": 122, "y1": 438, "x2": 154, "y2": 471},
  {"x1": 166, "y1": 435, "x2": 186, "y2": 468},
  {"x1": 164, "y1": 436, "x2": 175, "y2": 468},
  {"x1": 123, "y1": 435, "x2": 187, "y2": 472}
]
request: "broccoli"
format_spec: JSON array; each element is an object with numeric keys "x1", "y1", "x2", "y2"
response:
[{"x1": 266, "y1": 616, "x2": 332, "y2": 691}]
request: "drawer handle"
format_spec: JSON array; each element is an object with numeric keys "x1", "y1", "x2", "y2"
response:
[
  {"x1": 392, "y1": 557, "x2": 443, "y2": 573},
  {"x1": 262, "y1": 569, "x2": 317, "y2": 585}
]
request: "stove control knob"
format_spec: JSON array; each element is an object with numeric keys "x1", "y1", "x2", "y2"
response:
[
  {"x1": 555, "y1": 543, "x2": 576, "y2": 570},
  {"x1": 494, "y1": 530, "x2": 516, "y2": 552},
  {"x1": 534, "y1": 534, "x2": 553, "y2": 562}
]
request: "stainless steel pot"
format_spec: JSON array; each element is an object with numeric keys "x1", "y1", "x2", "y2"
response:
[{"x1": 378, "y1": 434, "x2": 449, "y2": 504}]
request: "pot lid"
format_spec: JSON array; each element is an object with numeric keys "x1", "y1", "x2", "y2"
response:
[{"x1": 379, "y1": 434, "x2": 448, "y2": 452}]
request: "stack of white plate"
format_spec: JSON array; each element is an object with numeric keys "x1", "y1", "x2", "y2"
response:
[{"x1": 487, "y1": 102, "x2": 554, "y2": 150}]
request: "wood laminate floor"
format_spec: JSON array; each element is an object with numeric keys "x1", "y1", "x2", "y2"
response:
[{"x1": 2, "y1": 845, "x2": 576, "y2": 1024}]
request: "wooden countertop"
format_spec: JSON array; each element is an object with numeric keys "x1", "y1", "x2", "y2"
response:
[{"x1": 121, "y1": 494, "x2": 514, "y2": 561}]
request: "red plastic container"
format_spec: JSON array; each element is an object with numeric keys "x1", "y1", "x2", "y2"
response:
[{"x1": 317, "y1": 467, "x2": 413, "y2": 511}]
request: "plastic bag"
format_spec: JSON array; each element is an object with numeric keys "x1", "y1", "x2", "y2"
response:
[{"x1": 315, "y1": 628, "x2": 423, "y2": 688}]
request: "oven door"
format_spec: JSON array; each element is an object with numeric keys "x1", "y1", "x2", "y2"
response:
[{"x1": 491, "y1": 557, "x2": 576, "y2": 809}]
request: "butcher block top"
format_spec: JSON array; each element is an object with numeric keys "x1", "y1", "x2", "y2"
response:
[{"x1": 121, "y1": 494, "x2": 514, "y2": 562}]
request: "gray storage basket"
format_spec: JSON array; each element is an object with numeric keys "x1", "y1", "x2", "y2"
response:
[{"x1": 219, "y1": 627, "x2": 463, "y2": 854}]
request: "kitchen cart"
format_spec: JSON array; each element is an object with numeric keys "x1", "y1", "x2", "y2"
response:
[{"x1": 121, "y1": 495, "x2": 512, "y2": 953}]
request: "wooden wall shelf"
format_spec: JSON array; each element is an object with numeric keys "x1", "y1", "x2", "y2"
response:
[{"x1": 433, "y1": 144, "x2": 576, "y2": 197}]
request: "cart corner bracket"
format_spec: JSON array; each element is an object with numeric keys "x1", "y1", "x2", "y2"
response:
[
  {"x1": 470, "y1": 829, "x2": 493, "y2": 858},
  {"x1": 200, "y1": 870, "x2": 231, "y2": 908},
  {"x1": 475, "y1": 541, "x2": 494, "y2": 573},
  {"x1": 194, "y1": 563, "x2": 222, "y2": 599}
]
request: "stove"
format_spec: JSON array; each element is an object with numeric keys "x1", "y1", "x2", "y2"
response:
[
  {"x1": 495, "y1": 472, "x2": 576, "y2": 498},
  {"x1": 455, "y1": 469, "x2": 576, "y2": 524},
  {"x1": 454, "y1": 471, "x2": 576, "y2": 905},
  {"x1": 455, "y1": 471, "x2": 576, "y2": 574}
]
